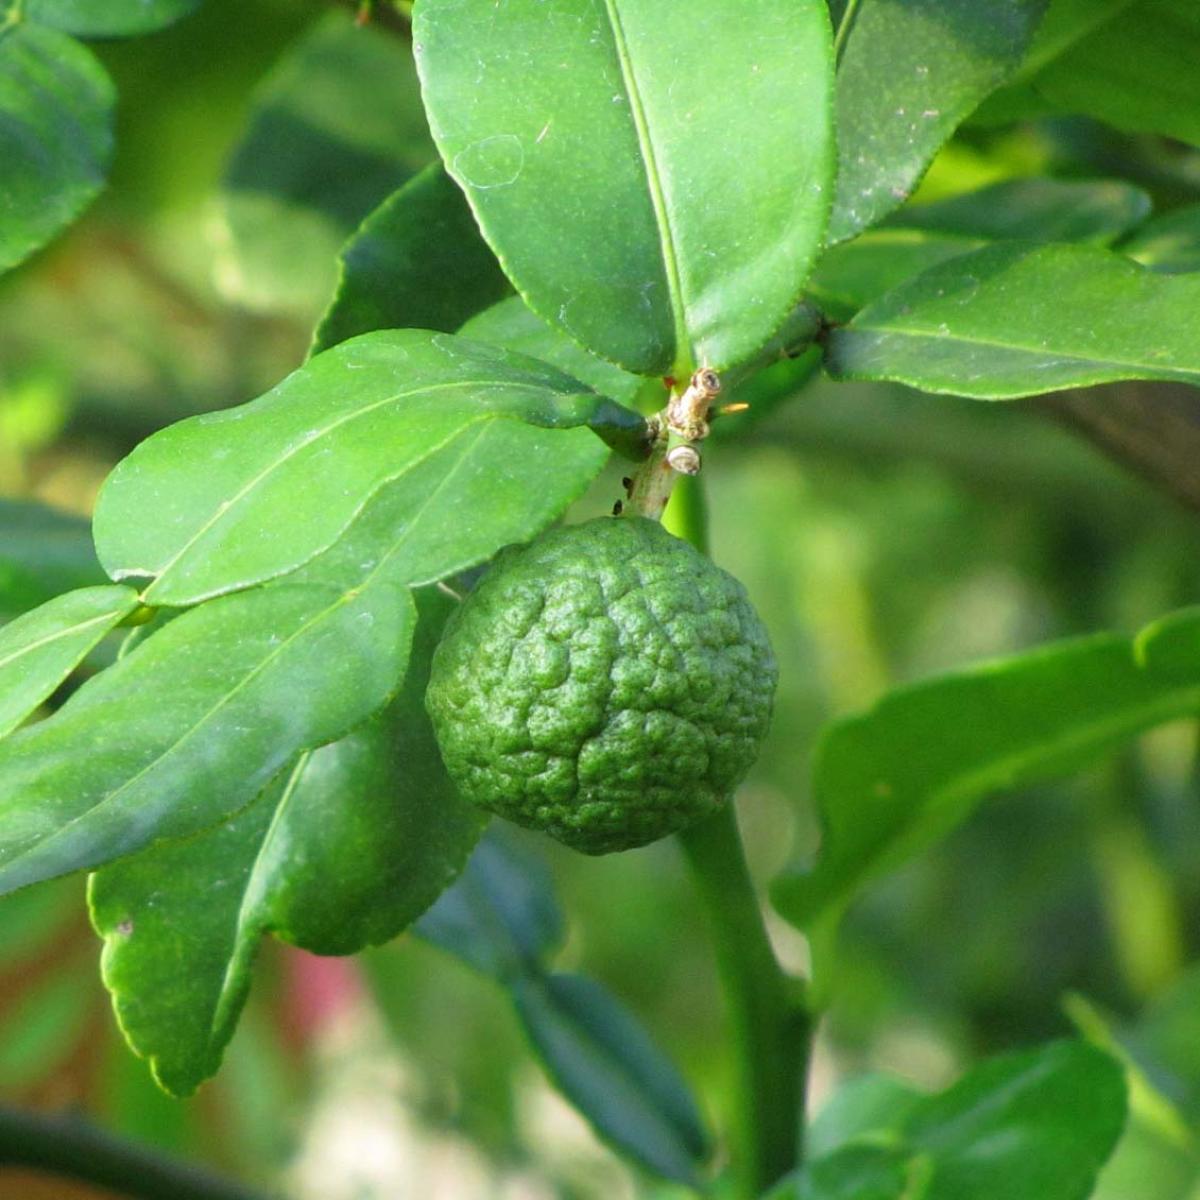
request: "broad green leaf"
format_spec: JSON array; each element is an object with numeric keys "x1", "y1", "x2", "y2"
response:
[
  {"x1": 1122, "y1": 204, "x2": 1200, "y2": 275},
  {"x1": 216, "y1": 11, "x2": 433, "y2": 317},
  {"x1": 461, "y1": 297, "x2": 643, "y2": 407},
  {"x1": 514, "y1": 971, "x2": 711, "y2": 1185},
  {"x1": 311, "y1": 163, "x2": 511, "y2": 356},
  {"x1": 773, "y1": 609, "x2": 1200, "y2": 932},
  {"x1": 829, "y1": 0, "x2": 1047, "y2": 243},
  {"x1": 765, "y1": 1144, "x2": 927, "y2": 1200},
  {"x1": 0, "y1": 23, "x2": 114, "y2": 274},
  {"x1": 94, "y1": 329, "x2": 643, "y2": 607},
  {"x1": 824, "y1": 243, "x2": 1200, "y2": 399},
  {"x1": 1032, "y1": 1, "x2": 1200, "y2": 149},
  {"x1": 414, "y1": 0, "x2": 836, "y2": 377},
  {"x1": 0, "y1": 479, "x2": 430, "y2": 898},
  {"x1": 905, "y1": 1041, "x2": 1125, "y2": 1199},
  {"x1": 25, "y1": 0, "x2": 200, "y2": 36},
  {"x1": 0, "y1": 498, "x2": 105, "y2": 619},
  {"x1": 812, "y1": 178, "x2": 1151, "y2": 319},
  {"x1": 782, "y1": 1044, "x2": 1125, "y2": 1200},
  {"x1": 0, "y1": 584, "x2": 139, "y2": 738},
  {"x1": 90, "y1": 591, "x2": 483, "y2": 1096},
  {"x1": 415, "y1": 827, "x2": 565, "y2": 980},
  {"x1": 807, "y1": 1075, "x2": 923, "y2": 1159}
]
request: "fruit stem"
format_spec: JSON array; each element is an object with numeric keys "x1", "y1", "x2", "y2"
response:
[{"x1": 668, "y1": 479, "x2": 811, "y2": 1197}]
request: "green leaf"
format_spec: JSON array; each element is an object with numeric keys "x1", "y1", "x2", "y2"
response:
[
  {"x1": 905, "y1": 1042, "x2": 1126, "y2": 1199},
  {"x1": 0, "y1": 479, "x2": 428, "y2": 897},
  {"x1": 807, "y1": 1075, "x2": 923, "y2": 1159},
  {"x1": 513, "y1": 971, "x2": 711, "y2": 1185},
  {"x1": 415, "y1": 828, "x2": 565, "y2": 980},
  {"x1": 773, "y1": 609, "x2": 1200, "y2": 932},
  {"x1": 414, "y1": 0, "x2": 835, "y2": 376},
  {"x1": 1032, "y1": 1, "x2": 1200, "y2": 148},
  {"x1": 765, "y1": 1144, "x2": 927, "y2": 1200},
  {"x1": 0, "y1": 584, "x2": 140, "y2": 738},
  {"x1": 811, "y1": 178, "x2": 1151, "y2": 319},
  {"x1": 89, "y1": 590, "x2": 482, "y2": 1096},
  {"x1": 25, "y1": 0, "x2": 200, "y2": 36},
  {"x1": 461, "y1": 297, "x2": 643, "y2": 407},
  {"x1": 94, "y1": 329, "x2": 641, "y2": 607},
  {"x1": 1122, "y1": 204, "x2": 1200, "y2": 275},
  {"x1": 0, "y1": 23, "x2": 114, "y2": 274},
  {"x1": 887, "y1": 178, "x2": 1150, "y2": 245},
  {"x1": 828, "y1": 0, "x2": 1047, "y2": 243},
  {"x1": 216, "y1": 11, "x2": 433, "y2": 317},
  {"x1": 0, "y1": 498, "x2": 105, "y2": 620},
  {"x1": 824, "y1": 242, "x2": 1200, "y2": 399},
  {"x1": 783, "y1": 1043, "x2": 1125, "y2": 1200},
  {"x1": 311, "y1": 163, "x2": 511, "y2": 356}
]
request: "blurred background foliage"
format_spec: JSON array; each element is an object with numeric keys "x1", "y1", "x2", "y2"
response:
[{"x1": 3, "y1": 2, "x2": 1200, "y2": 1197}]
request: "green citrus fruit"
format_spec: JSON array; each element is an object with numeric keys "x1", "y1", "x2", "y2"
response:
[{"x1": 426, "y1": 516, "x2": 777, "y2": 854}]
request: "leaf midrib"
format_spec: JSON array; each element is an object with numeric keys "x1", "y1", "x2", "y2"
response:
[
  {"x1": 0, "y1": 600, "x2": 130, "y2": 673},
  {"x1": 600, "y1": 0, "x2": 691, "y2": 376}
]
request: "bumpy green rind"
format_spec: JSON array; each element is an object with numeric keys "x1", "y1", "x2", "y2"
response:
[{"x1": 426, "y1": 517, "x2": 777, "y2": 854}]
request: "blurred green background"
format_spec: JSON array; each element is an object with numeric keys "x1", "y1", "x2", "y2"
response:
[{"x1": 3, "y1": 3, "x2": 1200, "y2": 1197}]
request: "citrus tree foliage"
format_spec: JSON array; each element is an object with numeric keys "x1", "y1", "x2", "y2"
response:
[{"x1": 6, "y1": 0, "x2": 1200, "y2": 1195}]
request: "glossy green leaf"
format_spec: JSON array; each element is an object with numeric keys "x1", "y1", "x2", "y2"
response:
[
  {"x1": 829, "y1": 0, "x2": 1047, "y2": 243},
  {"x1": 514, "y1": 972, "x2": 711, "y2": 1184},
  {"x1": 765, "y1": 1144, "x2": 927, "y2": 1200},
  {"x1": 888, "y1": 178, "x2": 1150, "y2": 245},
  {"x1": 812, "y1": 178, "x2": 1151, "y2": 319},
  {"x1": 0, "y1": 23, "x2": 114, "y2": 274},
  {"x1": 1122, "y1": 204, "x2": 1200, "y2": 275},
  {"x1": 0, "y1": 499, "x2": 105, "y2": 620},
  {"x1": 1032, "y1": 1, "x2": 1200, "y2": 149},
  {"x1": 781, "y1": 1043, "x2": 1125, "y2": 1200},
  {"x1": 807, "y1": 1074, "x2": 923, "y2": 1159},
  {"x1": 906, "y1": 1042, "x2": 1126, "y2": 1199},
  {"x1": 216, "y1": 11, "x2": 433, "y2": 317},
  {"x1": 90, "y1": 591, "x2": 483, "y2": 1096},
  {"x1": 25, "y1": 0, "x2": 200, "y2": 36},
  {"x1": 773, "y1": 609, "x2": 1200, "y2": 932},
  {"x1": 94, "y1": 329, "x2": 642, "y2": 607},
  {"x1": 415, "y1": 828, "x2": 565, "y2": 980},
  {"x1": 825, "y1": 243, "x2": 1200, "y2": 399},
  {"x1": 311, "y1": 163, "x2": 511, "y2": 356},
  {"x1": 414, "y1": 0, "x2": 835, "y2": 376},
  {"x1": 0, "y1": 479, "x2": 430, "y2": 898},
  {"x1": 0, "y1": 584, "x2": 139, "y2": 738},
  {"x1": 461, "y1": 297, "x2": 643, "y2": 407}
]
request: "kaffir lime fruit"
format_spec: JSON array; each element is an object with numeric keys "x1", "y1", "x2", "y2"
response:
[{"x1": 426, "y1": 516, "x2": 777, "y2": 854}]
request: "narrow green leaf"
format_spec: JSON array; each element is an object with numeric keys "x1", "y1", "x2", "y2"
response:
[
  {"x1": 514, "y1": 972, "x2": 711, "y2": 1184},
  {"x1": 216, "y1": 11, "x2": 433, "y2": 317},
  {"x1": 0, "y1": 584, "x2": 139, "y2": 738},
  {"x1": 1032, "y1": 1, "x2": 1200, "y2": 149},
  {"x1": 0, "y1": 498, "x2": 105, "y2": 620},
  {"x1": 829, "y1": 0, "x2": 1047, "y2": 243},
  {"x1": 765, "y1": 1144, "x2": 926, "y2": 1200},
  {"x1": 1122, "y1": 204, "x2": 1200, "y2": 275},
  {"x1": 89, "y1": 591, "x2": 482, "y2": 1096},
  {"x1": 414, "y1": 0, "x2": 835, "y2": 376},
  {"x1": 94, "y1": 329, "x2": 640, "y2": 607},
  {"x1": 773, "y1": 610, "x2": 1200, "y2": 931},
  {"x1": 311, "y1": 163, "x2": 511, "y2": 356},
  {"x1": 25, "y1": 0, "x2": 200, "y2": 36},
  {"x1": 812, "y1": 178, "x2": 1151, "y2": 319},
  {"x1": 887, "y1": 178, "x2": 1150, "y2": 245},
  {"x1": 0, "y1": 23, "x2": 114, "y2": 274},
  {"x1": 0, "y1": 479, "x2": 429, "y2": 897},
  {"x1": 415, "y1": 828, "x2": 565, "y2": 980},
  {"x1": 825, "y1": 242, "x2": 1200, "y2": 399}
]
